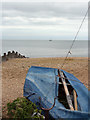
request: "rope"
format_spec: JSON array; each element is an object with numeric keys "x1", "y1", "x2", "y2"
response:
[{"x1": 61, "y1": 6, "x2": 90, "y2": 69}]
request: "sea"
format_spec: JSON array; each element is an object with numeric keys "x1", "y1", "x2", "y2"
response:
[{"x1": 2, "y1": 40, "x2": 88, "y2": 58}]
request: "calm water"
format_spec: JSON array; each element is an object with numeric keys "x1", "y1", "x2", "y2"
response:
[{"x1": 2, "y1": 40, "x2": 88, "y2": 57}]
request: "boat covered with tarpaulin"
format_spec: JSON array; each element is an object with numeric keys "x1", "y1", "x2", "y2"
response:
[{"x1": 23, "y1": 66, "x2": 90, "y2": 119}]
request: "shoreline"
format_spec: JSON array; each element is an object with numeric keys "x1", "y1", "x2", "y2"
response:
[
  {"x1": 2, "y1": 56, "x2": 88, "y2": 60},
  {"x1": 24, "y1": 57, "x2": 88, "y2": 59}
]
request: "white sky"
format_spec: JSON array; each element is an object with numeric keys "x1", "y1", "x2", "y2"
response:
[{"x1": 0, "y1": 1, "x2": 88, "y2": 40}]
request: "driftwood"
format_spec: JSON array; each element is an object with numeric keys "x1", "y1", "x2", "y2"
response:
[{"x1": 73, "y1": 89, "x2": 78, "y2": 110}]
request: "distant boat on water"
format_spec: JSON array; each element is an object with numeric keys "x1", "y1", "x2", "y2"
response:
[{"x1": 49, "y1": 40, "x2": 52, "y2": 41}]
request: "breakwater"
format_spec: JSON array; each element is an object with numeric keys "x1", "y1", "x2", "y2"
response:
[{"x1": 2, "y1": 51, "x2": 26, "y2": 61}]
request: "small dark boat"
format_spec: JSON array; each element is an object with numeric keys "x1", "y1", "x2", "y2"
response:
[
  {"x1": 49, "y1": 40, "x2": 52, "y2": 41},
  {"x1": 23, "y1": 66, "x2": 90, "y2": 119}
]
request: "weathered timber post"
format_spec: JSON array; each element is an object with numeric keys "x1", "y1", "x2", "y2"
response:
[
  {"x1": 12, "y1": 51, "x2": 15, "y2": 58},
  {"x1": 22, "y1": 55, "x2": 25, "y2": 58},
  {"x1": 7, "y1": 51, "x2": 12, "y2": 58},
  {"x1": 18, "y1": 54, "x2": 23, "y2": 58},
  {"x1": 2, "y1": 53, "x2": 6, "y2": 61},
  {"x1": 15, "y1": 52, "x2": 18, "y2": 58}
]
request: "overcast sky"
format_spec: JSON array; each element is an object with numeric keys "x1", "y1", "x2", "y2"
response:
[{"x1": 1, "y1": 2, "x2": 88, "y2": 40}]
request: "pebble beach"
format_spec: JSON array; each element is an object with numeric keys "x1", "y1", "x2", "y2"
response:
[{"x1": 2, "y1": 57, "x2": 88, "y2": 117}]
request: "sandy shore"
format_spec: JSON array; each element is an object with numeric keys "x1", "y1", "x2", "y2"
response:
[{"x1": 2, "y1": 57, "x2": 88, "y2": 117}]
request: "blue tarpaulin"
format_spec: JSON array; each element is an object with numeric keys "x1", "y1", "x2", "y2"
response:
[{"x1": 23, "y1": 66, "x2": 90, "y2": 119}]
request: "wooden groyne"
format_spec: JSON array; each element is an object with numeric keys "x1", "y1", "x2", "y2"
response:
[{"x1": 2, "y1": 51, "x2": 26, "y2": 61}]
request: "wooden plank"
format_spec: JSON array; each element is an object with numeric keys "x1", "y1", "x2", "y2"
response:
[
  {"x1": 58, "y1": 82, "x2": 70, "y2": 85},
  {"x1": 73, "y1": 89, "x2": 78, "y2": 111},
  {"x1": 60, "y1": 71, "x2": 74, "y2": 111}
]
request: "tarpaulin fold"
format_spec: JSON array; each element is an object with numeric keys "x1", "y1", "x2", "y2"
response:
[{"x1": 23, "y1": 66, "x2": 90, "y2": 119}]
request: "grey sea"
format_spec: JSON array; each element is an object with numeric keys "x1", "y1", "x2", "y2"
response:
[{"x1": 2, "y1": 40, "x2": 88, "y2": 58}]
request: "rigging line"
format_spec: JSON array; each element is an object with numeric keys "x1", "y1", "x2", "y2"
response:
[{"x1": 61, "y1": 6, "x2": 90, "y2": 69}]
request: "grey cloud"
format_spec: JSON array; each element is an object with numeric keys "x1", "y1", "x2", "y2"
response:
[
  {"x1": 2, "y1": 2, "x2": 88, "y2": 18},
  {"x1": 1, "y1": 2, "x2": 87, "y2": 40},
  {"x1": 1, "y1": 2, "x2": 88, "y2": 28}
]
